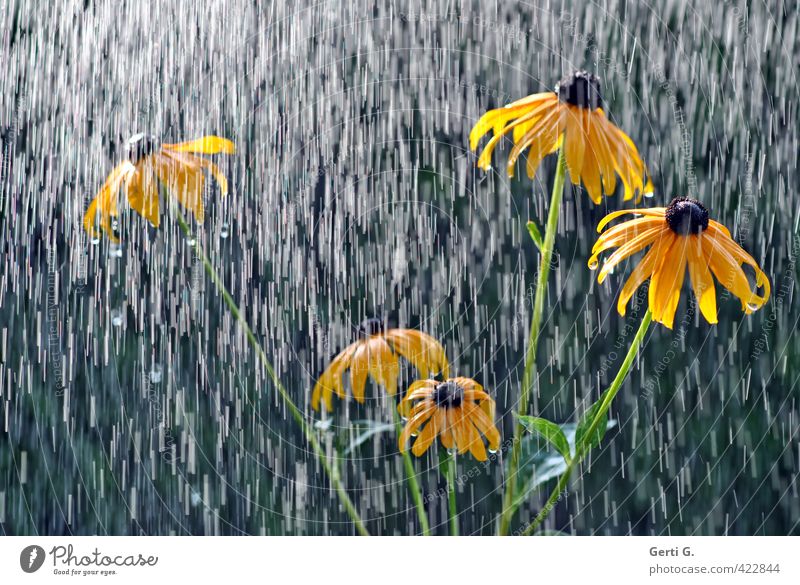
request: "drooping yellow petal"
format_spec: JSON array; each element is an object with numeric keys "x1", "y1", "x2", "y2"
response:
[
  {"x1": 162, "y1": 136, "x2": 236, "y2": 154},
  {"x1": 126, "y1": 161, "x2": 160, "y2": 228},
  {"x1": 366, "y1": 337, "x2": 399, "y2": 395},
  {"x1": 465, "y1": 419, "x2": 487, "y2": 461},
  {"x1": 596, "y1": 207, "x2": 668, "y2": 233},
  {"x1": 592, "y1": 217, "x2": 665, "y2": 255},
  {"x1": 411, "y1": 414, "x2": 440, "y2": 457},
  {"x1": 154, "y1": 152, "x2": 206, "y2": 223},
  {"x1": 475, "y1": 100, "x2": 554, "y2": 171},
  {"x1": 506, "y1": 107, "x2": 562, "y2": 177},
  {"x1": 83, "y1": 161, "x2": 135, "y2": 240},
  {"x1": 589, "y1": 110, "x2": 618, "y2": 195},
  {"x1": 707, "y1": 229, "x2": 771, "y2": 301},
  {"x1": 702, "y1": 236, "x2": 768, "y2": 313},
  {"x1": 469, "y1": 93, "x2": 555, "y2": 151},
  {"x1": 179, "y1": 152, "x2": 229, "y2": 196},
  {"x1": 311, "y1": 342, "x2": 358, "y2": 411},
  {"x1": 524, "y1": 110, "x2": 563, "y2": 179},
  {"x1": 465, "y1": 404, "x2": 500, "y2": 452},
  {"x1": 580, "y1": 113, "x2": 603, "y2": 204},
  {"x1": 563, "y1": 107, "x2": 586, "y2": 185},
  {"x1": 687, "y1": 234, "x2": 718, "y2": 324},
  {"x1": 384, "y1": 329, "x2": 449, "y2": 379},
  {"x1": 650, "y1": 235, "x2": 688, "y2": 328},
  {"x1": 616, "y1": 237, "x2": 664, "y2": 316},
  {"x1": 596, "y1": 226, "x2": 663, "y2": 284},
  {"x1": 437, "y1": 410, "x2": 453, "y2": 450},
  {"x1": 349, "y1": 343, "x2": 369, "y2": 403},
  {"x1": 398, "y1": 405, "x2": 435, "y2": 452}
]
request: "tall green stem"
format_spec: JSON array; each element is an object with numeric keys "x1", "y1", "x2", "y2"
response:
[
  {"x1": 393, "y1": 409, "x2": 431, "y2": 535},
  {"x1": 499, "y1": 147, "x2": 568, "y2": 535},
  {"x1": 522, "y1": 309, "x2": 652, "y2": 535},
  {"x1": 442, "y1": 450, "x2": 459, "y2": 535},
  {"x1": 173, "y1": 209, "x2": 369, "y2": 536}
]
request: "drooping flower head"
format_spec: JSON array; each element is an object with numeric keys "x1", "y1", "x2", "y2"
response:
[
  {"x1": 470, "y1": 71, "x2": 652, "y2": 203},
  {"x1": 590, "y1": 197, "x2": 770, "y2": 328},
  {"x1": 398, "y1": 377, "x2": 500, "y2": 461},
  {"x1": 83, "y1": 134, "x2": 235, "y2": 241},
  {"x1": 311, "y1": 318, "x2": 450, "y2": 412}
]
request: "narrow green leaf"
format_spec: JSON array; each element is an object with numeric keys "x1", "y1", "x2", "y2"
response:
[
  {"x1": 517, "y1": 415, "x2": 571, "y2": 462},
  {"x1": 342, "y1": 420, "x2": 395, "y2": 455},
  {"x1": 575, "y1": 400, "x2": 609, "y2": 451},
  {"x1": 526, "y1": 220, "x2": 543, "y2": 251}
]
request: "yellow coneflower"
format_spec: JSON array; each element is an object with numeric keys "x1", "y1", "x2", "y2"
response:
[
  {"x1": 311, "y1": 318, "x2": 450, "y2": 412},
  {"x1": 397, "y1": 377, "x2": 500, "y2": 461},
  {"x1": 470, "y1": 70, "x2": 652, "y2": 203},
  {"x1": 83, "y1": 134, "x2": 235, "y2": 241},
  {"x1": 589, "y1": 197, "x2": 770, "y2": 328}
]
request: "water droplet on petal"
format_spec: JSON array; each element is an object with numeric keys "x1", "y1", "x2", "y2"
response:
[
  {"x1": 588, "y1": 258, "x2": 599, "y2": 270},
  {"x1": 747, "y1": 302, "x2": 760, "y2": 312},
  {"x1": 487, "y1": 447, "x2": 498, "y2": 455},
  {"x1": 643, "y1": 191, "x2": 655, "y2": 199}
]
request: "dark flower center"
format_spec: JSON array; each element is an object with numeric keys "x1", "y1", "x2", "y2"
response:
[
  {"x1": 358, "y1": 318, "x2": 385, "y2": 337},
  {"x1": 127, "y1": 133, "x2": 160, "y2": 164},
  {"x1": 556, "y1": 71, "x2": 602, "y2": 110},
  {"x1": 665, "y1": 197, "x2": 709, "y2": 235},
  {"x1": 433, "y1": 381, "x2": 464, "y2": 409}
]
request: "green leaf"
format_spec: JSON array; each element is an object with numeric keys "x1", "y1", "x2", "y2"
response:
[
  {"x1": 342, "y1": 420, "x2": 395, "y2": 455},
  {"x1": 510, "y1": 419, "x2": 618, "y2": 505},
  {"x1": 575, "y1": 400, "x2": 609, "y2": 451},
  {"x1": 517, "y1": 415, "x2": 571, "y2": 462},
  {"x1": 526, "y1": 220, "x2": 543, "y2": 251}
]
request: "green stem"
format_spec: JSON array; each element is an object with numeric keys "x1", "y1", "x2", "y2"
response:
[
  {"x1": 443, "y1": 450, "x2": 459, "y2": 535},
  {"x1": 499, "y1": 147, "x2": 567, "y2": 535},
  {"x1": 393, "y1": 409, "x2": 431, "y2": 535},
  {"x1": 522, "y1": 309, "x2": 652, "y2": 536},
  {"x1": 174, "y1": 209, "x2": 370, "y2": 536}
]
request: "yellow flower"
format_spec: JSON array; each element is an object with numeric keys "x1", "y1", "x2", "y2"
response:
[
  {"x1": 397, "y1": 377, "x2": 500, "y2": 461},
  {"x1": 311, "y1": 319, "x2": 450, "y2": 412},
  {"x1": 470, "y1": 70, "x2": 652, "y2": 203},
  {"x1": 83, "y1": 134, "x2": 235, "y2": 241},
  {"x1": 590, "y1": 197, "x2": 770, "y2": 328}
]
